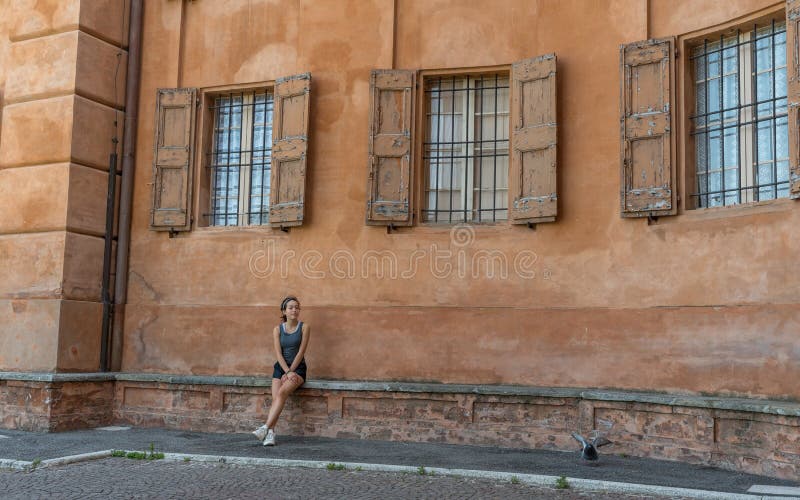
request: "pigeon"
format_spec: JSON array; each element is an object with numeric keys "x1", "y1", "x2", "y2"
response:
[{"x1": 571, "y1": 432, "x2": 612, "y2": 461}]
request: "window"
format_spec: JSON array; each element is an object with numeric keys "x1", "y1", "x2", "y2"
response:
[
  {"x1": 422, "y1": 74, "x2": 510, "y2": 223},
  {"x1": 150, "y1": 74, "x2": 309, "y2": 233},
  {"x1": 208, "y1": 90, "x2": 274, "y2": 226},
  {"x1": 620, "y1": 9, "x2": 798, "y2": 219},
  {"x1": 366, "y1": 58, "x2": 557, "y2": 227},
  {"x1": 690, "y1": 19, "x2": 788, "y2": 208}
]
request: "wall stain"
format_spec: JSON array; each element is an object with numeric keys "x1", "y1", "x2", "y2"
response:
[
  {"x1": 130, "y1": 309, "x2": 158, "y2": 363},
  {"x1": 129, "y1": 270, "x2": 162, "y2": 303}
]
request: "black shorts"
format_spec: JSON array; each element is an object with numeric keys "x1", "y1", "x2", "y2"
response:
[{"x1": 273, "y1": 360, "x2": 307, "y2": 382}]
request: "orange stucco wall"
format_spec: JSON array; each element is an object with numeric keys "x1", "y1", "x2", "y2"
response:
[
  {"x1": 116, "y1": 0, "x2": 800, "y2": 398},
  {"x1": 119, "y1": 0, "x2": 799, "y2": 399},
  {"x1": 3, "y1": 1, "x2": 797, "y2": 399},
  {"x1": 0, "y1": 0, "x2": 128, "y2": 371}
]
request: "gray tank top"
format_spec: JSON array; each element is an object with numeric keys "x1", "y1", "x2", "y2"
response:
[{"x1": 280, "y1": 322, "x2": 303, "y2": 363}]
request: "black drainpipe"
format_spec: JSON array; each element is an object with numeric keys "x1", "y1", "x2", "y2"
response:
[
  {"x1": 101, "y1": 0, "x2": 144, "y2": 372},
  {"x1": 99, "y1": 150, "x2": 118, "y2": 371}
]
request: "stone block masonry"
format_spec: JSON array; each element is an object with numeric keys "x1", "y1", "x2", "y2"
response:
[
  {"x1": 0, "y1": 0, "x2": 129, "y2": 374},
  {"x1": 106, "y1": 378, "x2": 800, "y2": 481},
  {"x1": 2, "y1": 372, "x2": 797, "y2": 480},
  {"x1": 0, "y1": 378, "x2": 113, "y2": 431}
]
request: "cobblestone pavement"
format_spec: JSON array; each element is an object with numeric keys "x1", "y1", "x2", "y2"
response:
[
  {"x1": 2, "y1": 428, "x2": 794, "y2": 495},
  {"x1": 0, "y1": 459, "x2": 688, "y2": 500}
]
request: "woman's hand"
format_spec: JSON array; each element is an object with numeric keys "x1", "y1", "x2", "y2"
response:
[
  {"x1": 287, "y1": 371, "x2": 300, "y2": 383},
  {"x1": 280, "y1": 373, "x2": 289, "y2": 383}
]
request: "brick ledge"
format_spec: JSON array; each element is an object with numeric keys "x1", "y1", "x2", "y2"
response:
[{"x1": 1, "y1": 371, "x2": 799, "y2": 417}]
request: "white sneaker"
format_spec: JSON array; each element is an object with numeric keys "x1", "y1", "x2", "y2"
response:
[
  {"x1": 252, "y1": 424, "x2": 268, "y2": 441},
  {"x1": 263, "y1": 429, "x2": 275, "y2": 446}
]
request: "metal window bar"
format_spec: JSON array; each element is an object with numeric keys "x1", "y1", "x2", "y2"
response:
[
  {"x1": 690, "y1": 94, "x2": 787, "y2": 120},
  {"x1": 687, "y1": 27, "x2": 787, "y2": 60},
  {"x1": 450, "y1": 77, "x2": 457, "y2": 223},
  {"x1": 422, "y1": 74, "x2": 509, "y2": 223},
  {"x1": 476, "y1": 74, "x2": 484, "y2": 220},
  {"x1": 771, "y1": 19, "x2": 778, "y2": 201},
  {"x1": 247, "y1": 95, "x2": 258, "y2": 224},
  {"x1": 492, "y1": 73, "x2": 500, "y2": 221},
  {"x1": 249, "y1": 93, "x2": 273, "y2": 225},
  {"x1": 434, "y1": 76, "x2": 442, "y2": 222},
  {"x1": 752, "y1": 23, "x2": 759, "y2": 203},
  {"x1": 210, "y1": 95, "x2": 228, "y2": 225},
  {"x1": 704, "y1": 38, "x2": 710, "y2": 208},
  {"x1": 478, "y1": 74, "x2": 508, "y2": 222},
  {"x1": 719, "y1": 33, "x2": 725, "y2": 203},
  {"x1": 735, "y1": 28, "x2": 742, "y2": 205},
  {"x1": 691, "y1": 20, "x2": 788, "y2": 207},
  {"x1": 207, "y1": 91, "x2": 273, "y2": 225},
  {"x1": 223, "y1": 94, "x2": 239, "y2": 225}
]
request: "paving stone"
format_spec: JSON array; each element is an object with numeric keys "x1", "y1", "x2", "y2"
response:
[{"x1": 0, "y1": 459, "x2": 692, "y2": 500}]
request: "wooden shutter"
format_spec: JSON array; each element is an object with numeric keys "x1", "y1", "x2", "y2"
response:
[
  {"x1": 788, "y1": 0, "x2": 800, "y2": 198},
  {"x1": 366, "y1": 70, "x2": 415, "y2": 226},
  {"x1": 150, "y1": 88, "x2": 197, "y2": 231},
  {"x1": 620, "y1": 37, "x2": 676, "y2": 217},
  {"x1": 270, "y1": 73, "x2": 311, "y2": 228},
  {"x1": 510, "y1": 54, "x2": 558, "y2": 224}
]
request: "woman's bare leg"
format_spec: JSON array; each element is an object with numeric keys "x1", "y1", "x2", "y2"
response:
[
  {"x1": 266, "y1": 375, "x2": 304, "y2": 429},
  {"x1": 265, "y1": 378, "x2": 284, "y2": 429},
  {"x1": 279, "y1": 375, "x2": 304, "y2": 397}
]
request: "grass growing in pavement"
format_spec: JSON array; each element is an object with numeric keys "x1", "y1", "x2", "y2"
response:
[
  {"x1": 555, "y1": 475, "x2": 570, "y2": 489},
  {"x1": 111, "y1": 443, "x2": 164, "y2": 461},
  {"x1": 30, "y1": 458, "x2": 42, "y2": 470},
  {"x1": 510, "y1": 476, "x2": 520, "y2": 484},
  {"x1": 415, "y1": 466, "x2": 436, "y2": 476},
  {"x1": 326, "y1": 463, "x2": 346, "y2": 471},
  {"x1": 147, "y1": 443, "x2": 164, "y2": 460}
]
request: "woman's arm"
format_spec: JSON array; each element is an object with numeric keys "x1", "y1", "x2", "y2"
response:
[
  {"x1": 273, "y1": 326, "x2": 290, "y2": 372},
  {"x1": 288, "y1": 323, "x2": 311, "y2": 372}
]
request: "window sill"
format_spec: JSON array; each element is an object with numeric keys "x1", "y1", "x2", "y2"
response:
[
  {"x1": 656, "y1": 197, "x2": 796, "y2": 226},
  {"x1": 193, "y1": 224, "x2": 286, "y2": 235},
  {"x1": 418, "y1": 220, "x2": 510, "y2": 226},
  {"x1": 407, "y1": 221, "x2": 513, "y2": 234}
]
